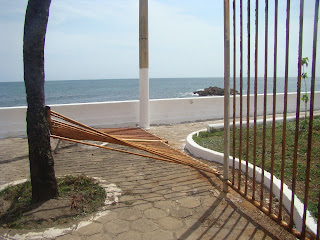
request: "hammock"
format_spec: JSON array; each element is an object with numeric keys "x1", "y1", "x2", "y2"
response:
[{"x1": 47, "y1": 107, "x2": 221, "y2": 176}]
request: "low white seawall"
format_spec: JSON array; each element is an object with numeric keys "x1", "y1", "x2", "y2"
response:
[{"x1": 1, "y1": 92, "x2": 320, "y2": 138}]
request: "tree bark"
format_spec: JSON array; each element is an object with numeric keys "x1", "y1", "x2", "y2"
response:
[{"x1": 24, "y1": 0, "x2": 58, "y2": 202}]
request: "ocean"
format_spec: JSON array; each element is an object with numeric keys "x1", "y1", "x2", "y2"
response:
[{"x1": 0, "y1": 77, "x2": 319, "y2": 108}]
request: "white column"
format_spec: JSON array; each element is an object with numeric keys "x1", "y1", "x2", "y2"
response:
[
  {"x1": 139, "y1": 68, "x2": 150, "y2": 128},
  {"x1": 139, "y1": 0, "x2": 150, "y2": 129}
]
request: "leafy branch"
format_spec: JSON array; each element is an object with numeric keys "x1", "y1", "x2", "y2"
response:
[{"x1": 301, "y1": 57, "x2": 309, "y2": 121}]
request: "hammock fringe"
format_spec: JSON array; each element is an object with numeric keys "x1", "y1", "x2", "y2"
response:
[{"x1": 47, "y1": 107, "x2": 221, "y2": 176}]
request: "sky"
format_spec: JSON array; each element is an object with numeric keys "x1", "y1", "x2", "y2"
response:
[{"x1": 0, "y1": 0, "x2": 319, "y2": 82}]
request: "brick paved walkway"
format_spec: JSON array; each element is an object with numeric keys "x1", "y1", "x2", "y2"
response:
[{"x1": 0, "y1": 121, "x2": 295, "y2": 240}]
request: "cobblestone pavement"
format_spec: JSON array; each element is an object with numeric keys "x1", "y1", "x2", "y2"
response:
[{"x1": 0, "y1": 120, "x2": 296, "y2": 240}]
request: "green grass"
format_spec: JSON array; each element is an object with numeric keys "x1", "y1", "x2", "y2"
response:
[
  {"x1": 193, "y1": 117, "x2": 320, "y2": 219},
  {"x1": 0, "y1": 175, "x2": 105, "y2": 229}
]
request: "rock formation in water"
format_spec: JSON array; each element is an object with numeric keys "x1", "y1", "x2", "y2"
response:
[{"x1": 194, "y1": 86, "x2": 239, "y2": 96}]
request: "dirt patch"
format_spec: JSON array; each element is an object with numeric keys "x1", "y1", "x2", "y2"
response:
[
  {"x1": 0, "y1": 175, "x2": 105, "y2": 230},
  {"x1": 0, "y1": 196, "x2": 79, "y2": 229}
]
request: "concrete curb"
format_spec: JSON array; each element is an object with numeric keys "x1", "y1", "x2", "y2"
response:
[{"x1": 185, "y1": 120, "x2": 317, "y2": 234}]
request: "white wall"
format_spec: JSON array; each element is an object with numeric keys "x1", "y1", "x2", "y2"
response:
[
  {"x1": 0, "y1": 101, "x2": 139, "y2": 138},
  {"x1": 1, "y1": 91, "x2": 320, "y2": 138}
]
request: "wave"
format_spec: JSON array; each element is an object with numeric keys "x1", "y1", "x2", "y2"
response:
[{"x1": 179, "y1": 92, "x2": 199, "y2": 97}]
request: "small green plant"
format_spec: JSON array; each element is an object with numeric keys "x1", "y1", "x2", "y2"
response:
[{"x1": 301, "y1": 57, "x2": 309, "y2": 121}]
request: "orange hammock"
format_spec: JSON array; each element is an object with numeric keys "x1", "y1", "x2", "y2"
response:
[{"x1": 47, "y1": 107, "x2": 220, "y2": 176}]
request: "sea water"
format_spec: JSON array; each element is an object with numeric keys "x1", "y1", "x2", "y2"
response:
[{"x1": 0, "y1": 77, "x2": 319, "y2": 107}]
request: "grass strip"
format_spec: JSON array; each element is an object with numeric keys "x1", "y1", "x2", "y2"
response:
[{"x1": 193, "y1": 117, "x2": 320, "y2": 218}]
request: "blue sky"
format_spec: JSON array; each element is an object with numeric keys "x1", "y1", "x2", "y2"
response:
[{"x1": 0, "y1": 0, "x2": 319, "y2": 82}]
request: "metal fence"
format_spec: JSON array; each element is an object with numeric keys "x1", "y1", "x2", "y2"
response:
[{"x1": 224, "y1": 0, "x2": 319, "y2": 239}]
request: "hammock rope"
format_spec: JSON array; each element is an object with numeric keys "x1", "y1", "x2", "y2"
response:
[{"x1": 47, "y1": 107, "x2": 221, "y2": 176}]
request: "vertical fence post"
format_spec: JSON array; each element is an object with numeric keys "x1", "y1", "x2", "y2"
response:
[
  {"x1": 269, "y1": 0, "x2": 278, "y2": 214},
  {"x1": 223, "y1": 0, "x2": 230, "y2": 192},
  {"x1": 290, "y1": 0, "x2": 304, "y2": 230},
  {"x1": 245, "y1": 0, "x2": 251, "y2": 196},
  {"x1": 279, "y1": 0, "x2": 290, "y2": 221},
  {"x1": 232, "y1": 0, "x2": 236, "y2": 186},
  {"x1": 252, "y1": 0, "x2": 262, "y2": 202},
  {"x1": 238, "y1": 0, "x2": 243, "y2": 191},
  {"x1": 252, "y1": 0, "x2": 259, "y2": 202},
  {"x1": 262, "y1": 0, "x2": 268, "y2": 209},
  {"x1": 302, "y1": 0, "x2": 319, "y2": 238},
  {"x1": 139, "y1": 0, "x2": 150, "y2": 129}
]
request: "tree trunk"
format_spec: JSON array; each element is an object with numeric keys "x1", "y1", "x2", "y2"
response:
[{"x1": 24, "y1": 0, "x2": 58, "y2": 202}]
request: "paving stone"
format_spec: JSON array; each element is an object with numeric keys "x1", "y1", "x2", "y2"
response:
[
  {"x1": 168, "y1": 205, "x2": 193, "y2": 218},
  {"x1": 56, "y1": 234, "x2": 84, "y2": 240},
  {"x1": 118, "y1": 182, "x2": 137, "y2": 188},
  {"x1": 202, "y1": 196, "x2": 219, "y2": 208},
  {"x1": 144, "y1": 208, "x2": 167, "y2": 219},
  {"x1": 154, "y1": 188, "x2": 172, "y2": 195},
  {"x1": 126, "y1": 175, "x2": 145, "y2": 182},
  {"x1": 117, "y1": 208, "x2": 142, "y2": 221},
  {"x1": 132, "y1": 201, "x2": 153, "y2": 211},
  {"x1": 134, "y1": 188, "x2": 153, "y2": 194},
  {"x1": 185, "y1": 188, "x2": 204, "y2": 196},
  {"x1": 221, "y1": 211, "x2": 243, "y2": 229},
  {"x1": 119, "y1": 195, "x2": 140, "y2": 202},
  {"x1": 86, "y1": 233, "x2": 113, "y2": 240},
  {"x1": 171, "y1": 185, "x2": 190, "y2": 192},
  {"x1": 160, "y1": 175, "x2": 184, "y2": 182},
  {"x1": 139, "y1": 183, "x2": 157, "y2": 189},
  {"x1": 177, "y1": 196, "x2": 201, "y2": 208},
  {"x1": 143, "y1": 193, "x2": 164, "y2": 202},
  {"x1": 184, "y1": 217, "x2": 205, "y2": 230},
  {"x1": 154, "y1": 200, "x2": 176, "y2": 210},
  {"x1": 190, "y1": 206, "x2": 214, "y2": 220},
  {"x1": 104, "y1": 219, "x2": 129, "y2": 234},
  {"x1": 77, "y1": 222, "x2": 103, "y2": 236},
  {"x1": 163, "y1": 191, "x2": 187, "y2": 200},
  {"x1": 131, "y1": 218, "x2": 158, "y2": 232},
  {"x1": 203, "y1": 226, "x2": 243, "y2": 239},
  {"x1": 175, "y1": 227, "x2": 207, "y2": 240},
  {"x1": 142, "y1": 229, "x2": 174, "y2": 240},
  {"x1": 118, "y1": 195, "x2": 142, "y2": 206},
  {"x1": 116, "y1": 231, "x2": 142, "y2": 240},
  {"x1": 211, "y1": 205, "x2": 238, "y2": 223},
  {"x1": 95, "y1": 211, "x2": 118, "y2": 223},
  {"x1": 158, "y1": 216, "x2": 184, "y2": 230}
]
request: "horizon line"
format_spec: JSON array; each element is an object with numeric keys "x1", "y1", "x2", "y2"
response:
[{"x1": 1, "y1": 76, "x2": 318, "y2": 83}]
